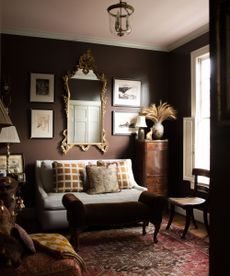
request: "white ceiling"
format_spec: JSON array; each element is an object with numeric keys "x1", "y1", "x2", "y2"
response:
[{"x1": 0, "y1": 0, "x2": 209, "y2": 52}]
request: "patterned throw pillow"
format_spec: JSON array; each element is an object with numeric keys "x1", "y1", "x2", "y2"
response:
[
  {"x1": 52, "y1": 162, "x2": 85, "y2": 192},
  {"x1": 97, "y1": 160, "x2": 133, "y2": 189},
  {"x1": 13, "y1": 224, "x2": 36, "y2": 253},
  {"x1": 86, "y1": 164, "x2": 120, "y2": 194},
  {"x1": 30, "y1": 233, "x2": 86, "y2": 272}
]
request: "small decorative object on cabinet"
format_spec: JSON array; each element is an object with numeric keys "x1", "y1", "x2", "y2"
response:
[{"x1": 135, "y1": 140, "x2": 168, "y2": 196}]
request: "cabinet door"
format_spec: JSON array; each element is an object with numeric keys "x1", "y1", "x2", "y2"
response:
[
  {"x1": 146, "y1": 176, "x2": 168, "y2": 196},
  {"x1": 145, "y1": 142, "x2": 168, "y2": 177}
]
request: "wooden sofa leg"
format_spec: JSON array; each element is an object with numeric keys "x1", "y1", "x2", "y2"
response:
[{"x1": 153, "y1": 222, "x2": 161, "y2": 243}]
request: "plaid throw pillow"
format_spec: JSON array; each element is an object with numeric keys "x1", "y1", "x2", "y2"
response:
[
  {"x1": 52, "y1": 162, "x2": 85, "y2": 192},
  {"x1": 97, "y1": 160, "x2": 133, "y2": 189}
]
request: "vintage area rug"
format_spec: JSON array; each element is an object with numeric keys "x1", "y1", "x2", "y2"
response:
[{"x1": 79, "y1": 222, "x2": 209, "y2": 276}]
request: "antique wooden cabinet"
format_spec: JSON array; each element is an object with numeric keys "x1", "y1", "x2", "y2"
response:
[{"x1": 135, "y1": 140, "x2": 168, "y2": 196}]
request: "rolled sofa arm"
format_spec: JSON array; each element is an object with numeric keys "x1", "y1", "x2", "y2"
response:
[
  {"x1": 62, "y1": 193, "x2": 86, "y2": 227},
  {"x1": 139, "y1": 191, "x2": 167, "y2": 215}
]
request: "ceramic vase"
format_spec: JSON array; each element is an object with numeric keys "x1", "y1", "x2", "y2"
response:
[{"x1": 152, "y1": 122, "x2": 164, "y2": 139}]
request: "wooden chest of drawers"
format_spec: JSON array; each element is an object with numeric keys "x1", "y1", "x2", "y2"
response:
[{"x1": 135, "y1": 140, "x2": 168, "y2": 196}]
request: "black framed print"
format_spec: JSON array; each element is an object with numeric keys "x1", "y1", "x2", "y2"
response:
[
  {"x1": 113, "y1": 79, "x2": 141, "y2": 107},
  {"x1": 113, "y1": 111, "x2": 139, "y2": 135},
  {"x1": 30, "y1": 73, "x2": 54, "y2": 102}
]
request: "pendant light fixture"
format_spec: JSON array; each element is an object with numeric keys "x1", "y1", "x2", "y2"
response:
[{"x1": 107, "y1": 1, "x2": 134, "y2": 37}]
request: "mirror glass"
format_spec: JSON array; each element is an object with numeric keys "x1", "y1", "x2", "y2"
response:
[{"x1": 61, "y1": 50, "x2": 108, "y2": 153}]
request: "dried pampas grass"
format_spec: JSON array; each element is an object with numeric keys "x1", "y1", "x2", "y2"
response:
[{"x1": 141, "y1": 101, "x2": 177, "y2": 123}]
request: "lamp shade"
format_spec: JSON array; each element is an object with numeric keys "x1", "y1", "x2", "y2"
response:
[
  {"x1": 135, "y1": 116, "x2": 147, "y2": 128},
  {"x1": 0, "y1": 99, "x2": 12, "y2": 128},
  {"x1": 0, "y1": 126, "x2": 20, "y2": 143}
]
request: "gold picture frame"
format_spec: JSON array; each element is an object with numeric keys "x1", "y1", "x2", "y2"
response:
[{"x1": 0, "y1": 154, "x2": 24, "y2": 175}]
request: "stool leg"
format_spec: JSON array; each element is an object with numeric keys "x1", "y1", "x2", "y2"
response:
[
  {"x1": 142, "y1": 221, "x2": 149, "y2": 235},
  {"x1": 70, "y1": 227, "x2": 81, "y2": 251},
  {"x1": 166, "y1": 204, "x2": 175, "y2": 230},
  {"x1": 153, "y1": 222, "x2": 161, "y2": 243}
]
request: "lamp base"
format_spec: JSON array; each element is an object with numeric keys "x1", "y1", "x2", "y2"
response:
[{"x1": 138, "y1": 128, "x2": 145, "y2": 141}]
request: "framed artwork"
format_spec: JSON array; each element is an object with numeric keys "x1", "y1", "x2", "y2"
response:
[
  {"x1": 30, "y1": 73, "x2": 54, "y2": 102},
  {"x1": 113, "y1": 79, "x2": 141, "y2": 107},
  {"x1": 113, "y1": 111, "x2": 139, "y2": 135},
  {"x1": 31, "y1": 109, "x2": 53, "y2": 138},
  {"x1": 0, "y1": 154, "x2": 24, "y2": 174},
  {"x1": 217, "y1": 1, "x2": 230, "y2": 123}
]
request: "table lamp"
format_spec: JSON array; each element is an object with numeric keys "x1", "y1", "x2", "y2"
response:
[
  {"x1": 0, "y1": 99, "x2": 12, "y2": 131},
  {"x1": 0, "y1": 125, "x2": 20, "y2": 174},
  {"x1": 135, "y1": 115, "x2": 147, "y2": 140}
]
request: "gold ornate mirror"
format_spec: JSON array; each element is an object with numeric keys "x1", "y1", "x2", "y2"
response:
[{"x1": 61, "y1": 50, "x2": 108, "y2": 154}]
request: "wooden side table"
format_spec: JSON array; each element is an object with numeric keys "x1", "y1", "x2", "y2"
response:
[{"x1": 0, "y1": 176, "x2": 24, "y2": 218}]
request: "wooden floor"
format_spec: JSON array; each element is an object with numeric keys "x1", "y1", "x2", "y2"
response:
[{"x1": 163, "y1": 212, "x2": 209, "y2": 239}]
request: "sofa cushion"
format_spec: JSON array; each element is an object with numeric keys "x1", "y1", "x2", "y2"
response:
[
  {"x1": 41, "y1": 189, "x2": 145, "y2": 210},
  {"x1": 86, "y1": 164, "x2": 120, "y2": 194},
  {"x1": 97, "y1": 160, "x2": 133, "y2": 189},
  {"x1": 53, "y1": 162, "x2": 85, "y2": 192}
]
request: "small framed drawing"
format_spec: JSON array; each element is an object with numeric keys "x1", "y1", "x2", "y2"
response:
[
  {"x1": 0, "y1": 154, "x2": 24, "y2": 175},
  {"x1": 113, "y1": 111, "x2": 139, "y2": 135},
  {"x1": 30, "y1": 73, "x2": 54, "y2": 102},
  {"x1": 113, "y1": 79, "x2": 141, "y2": 107},
  {"x1": 31, "y1": 109, "x2": 53, "y2": 138}
]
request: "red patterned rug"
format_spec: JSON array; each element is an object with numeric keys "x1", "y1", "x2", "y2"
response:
[{"x1": 79, "y1": 222, "x2": 209, "y2": 276}]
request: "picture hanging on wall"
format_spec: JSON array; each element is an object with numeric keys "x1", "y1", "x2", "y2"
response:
[
  {"x1": 113, "y1": 111, "x2": 139, "y2": 135},
  {"x1": 30, "y1": 73, "x2": 54, "y2": 102},
  {"x1": 31, "y1": 109, "x2": 53, "y2": 138},
  {"x1": 0, "y1": 154, "x2": 24, "y2": 175},
  {"x1": 113, "y1": 79, "x2": 141, "y2": 107}
]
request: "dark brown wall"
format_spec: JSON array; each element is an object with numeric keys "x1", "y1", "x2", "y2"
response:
[
  {"x1": 167, "y1": 33, "x2": 209, "y2": 196},
  {"x1": 1, "y1": 34, "x2": 168, "y2": 206}
]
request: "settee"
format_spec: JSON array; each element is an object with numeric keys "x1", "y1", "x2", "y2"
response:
[
  {"x1": 35, "y1": 159, "x2": 144, "y2": 230},
  {"x1": 35, "y1": 159, "x2": 166, "y2": 240}
]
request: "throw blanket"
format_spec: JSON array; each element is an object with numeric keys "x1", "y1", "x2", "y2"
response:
[{"x1": 30, "y1": 233, "x2": 86, "y2": 272}]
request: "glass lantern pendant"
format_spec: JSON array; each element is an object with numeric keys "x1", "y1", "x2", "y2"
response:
[{"x1": 107, "y1": 1, "x2": 134, "y2": 37}]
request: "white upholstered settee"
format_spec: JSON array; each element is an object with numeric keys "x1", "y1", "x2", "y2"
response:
[{"x1": 35, "y1": 159, "x2": 147, "y2": 230}]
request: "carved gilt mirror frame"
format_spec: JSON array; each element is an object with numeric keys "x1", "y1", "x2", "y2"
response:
[{"x1": 61, "y1": 49, "x2": 108, "y2": 154}]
